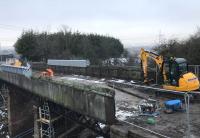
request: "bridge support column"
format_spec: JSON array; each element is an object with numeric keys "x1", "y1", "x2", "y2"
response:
[{"x1": 8, "y1": 86, "x2": 35, "y2": 137}]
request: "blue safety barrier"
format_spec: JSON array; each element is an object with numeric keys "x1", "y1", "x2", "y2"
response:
[
  {"x1": 164, "y1": 99, "x2": 182, "y2": 111},
  {"x1": 0, "y1": 64, "x2": 32, "y2": 78}
]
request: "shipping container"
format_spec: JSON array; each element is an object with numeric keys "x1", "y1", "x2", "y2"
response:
[{"x1": 47, "y1": 59, "x2": 90, "y2": 67}]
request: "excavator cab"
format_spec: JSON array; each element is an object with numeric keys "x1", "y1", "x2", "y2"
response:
[
  {"x1": 164, "y1": 57, "x2": 199, "y2": 91},
  {"x1": 168, "y1": 58, "x2": 188, "y2": 86}
]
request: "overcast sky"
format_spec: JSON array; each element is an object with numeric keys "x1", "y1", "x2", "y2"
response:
[{"x1": 0, "y1": 0, "x2": 200, "y2": 48}]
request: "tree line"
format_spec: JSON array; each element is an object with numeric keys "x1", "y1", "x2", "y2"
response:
[
  {"x1": 154, "y1": 29, "x2": 200, "y2": 65},
  {"x1": 14, "y1": 30, "x2": 124, "y2": 65}
]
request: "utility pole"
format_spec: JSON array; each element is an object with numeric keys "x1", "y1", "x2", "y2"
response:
[{"x1": 184, "y1": 93, "x2": 191, "y2": 138}]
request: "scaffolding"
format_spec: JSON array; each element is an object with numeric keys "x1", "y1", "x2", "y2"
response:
[
  {"x1": 0, "y1": 84, "x2": 9, "y2": 137},
  {"x1": 0, "y1": 84, "x2": 8, "y2": 109},
  {"x1": 38, "y1": 101, "x2": 55, "y2": 138}
]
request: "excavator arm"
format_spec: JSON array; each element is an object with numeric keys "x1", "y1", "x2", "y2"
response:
[{"x1": 139, "y1": 48, "x2": 167, "y2": 83}]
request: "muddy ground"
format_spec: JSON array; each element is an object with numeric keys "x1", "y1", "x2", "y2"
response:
[{"x1": 114, "y1": 88, "x2": 200, "y2": 138}]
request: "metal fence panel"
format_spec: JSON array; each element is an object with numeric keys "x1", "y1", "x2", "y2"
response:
[{"x1": 188, "y1": 65, "x2": 200, "y2": 79}]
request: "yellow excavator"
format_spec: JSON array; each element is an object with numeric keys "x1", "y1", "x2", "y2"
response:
[
  {"x1": 139, "y1": 48, "x2": 200, "y2": 92},
  {"x1": 6, "y1": 58, "x2": 22, "y2": 67}
]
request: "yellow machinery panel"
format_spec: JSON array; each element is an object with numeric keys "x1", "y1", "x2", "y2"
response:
[{"x1": 163, "y1": 72, "x2": 200, "y2": 91}]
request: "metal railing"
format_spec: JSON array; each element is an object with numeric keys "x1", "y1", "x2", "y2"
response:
[
  {"x1": 13, "y1": 128, "x2": 34, "y2": 138},
  {"x1": 188, "y1": 65, "x2": 200, "y2": 79}
]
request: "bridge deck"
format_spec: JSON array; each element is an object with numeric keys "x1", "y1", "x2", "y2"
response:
[{"x1": 0, "y1": 71, "x2": 115, "y2": 124}]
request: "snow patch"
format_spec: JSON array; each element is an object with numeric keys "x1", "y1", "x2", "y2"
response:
[
  {"x1": 56, "y1": 76, "x2": 105, "y2": 84},
  {"x1": 116, "y1": 110, "x2": 135, "y2": 121},
  {"x1": 109, "y1": 79, "x2": 125, "y2": 83},
  {"x1": 115, "y1": 105, "x2": 138, "y2": 121},
  {"x1": 99, "y1": 123, "x2": 105, "y2": 128}
]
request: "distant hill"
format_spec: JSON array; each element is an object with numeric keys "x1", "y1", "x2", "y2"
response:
[{"x1": 125, "y1": 45, "x2": 154, "y2": 55}]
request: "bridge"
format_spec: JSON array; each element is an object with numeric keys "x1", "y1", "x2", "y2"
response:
[{"x1": 0, "y1": 70, "x2": 160, "y2": 138}]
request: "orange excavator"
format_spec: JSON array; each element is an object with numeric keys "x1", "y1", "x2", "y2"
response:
[
  {"x1": 139, "y1": 48, "x2": 200, "y2": 92},
  {"x1": 40, "y1": 68, "x2": 54, "y2": 78}
]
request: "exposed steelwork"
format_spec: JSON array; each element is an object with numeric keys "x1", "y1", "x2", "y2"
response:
[
  {"x1": 64, "y1": 109, "x2": 110, "y2": 138},
  {"x1": 0, "y1": 84, "x2": 9, "y2": 137}
]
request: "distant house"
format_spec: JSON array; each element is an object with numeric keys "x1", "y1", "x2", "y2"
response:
[
  {"x1": 103, "y1": 58, "x2": 128, "y2": 66},
  {"x1": 0, "y1": 51, "x2": 15, "y2": 63}
]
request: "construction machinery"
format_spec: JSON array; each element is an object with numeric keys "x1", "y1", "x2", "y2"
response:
[
  {"x1": 139, "y1": 48, "x2": 200, "y2": 92},
  {"x1": 40, "y1": 68, "x2": 54, "y2": 78},
  {"x1": 6, "y1": 58, "x2": 22, "y2": 67},
  {"x1": 0, "y1": 58, "x2": 32, "y2": 78}
]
